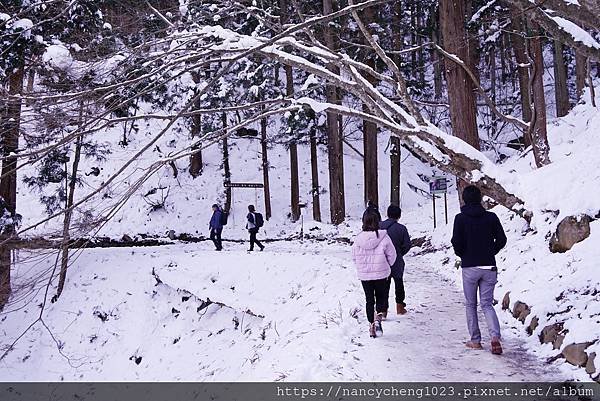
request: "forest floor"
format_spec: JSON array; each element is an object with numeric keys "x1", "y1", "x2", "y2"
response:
[{"x1": 0, "y1": 240, "x2": 568, "y2": 381}]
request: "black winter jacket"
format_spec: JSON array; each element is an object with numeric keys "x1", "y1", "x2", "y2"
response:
[
  {"x1": 379, "y1": 218, "x2": 411, "y2": 278},
  {"x1": 451, "y1": 203, "x2": 507, "y2": 268}
]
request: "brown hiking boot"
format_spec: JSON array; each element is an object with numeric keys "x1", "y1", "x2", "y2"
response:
[
  {"x1": 369, "y1": 323, "x2": 377, "y2": 338},
  {"x1": 396, "y1": 304, "x2": 407, "y2": 315},
  {"x1": 491, "y1": 338, "x2": 503, "y2": 355},
  {"x1": 375, "y1": 313, "x2": 384, "y2": 334},
  {"x1": 381, "y1": 310, "x2": 388, "y2": 320},
  {"x1": 465, "y1": 341, "x2": 483, "y2": 350}
]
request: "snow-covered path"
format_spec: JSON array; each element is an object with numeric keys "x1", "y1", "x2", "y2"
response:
[{"x1": 0, "y1": 241, "x2": 565, "y2": 381}]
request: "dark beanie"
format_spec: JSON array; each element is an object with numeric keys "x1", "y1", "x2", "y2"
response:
[
  {"x1": 462, "y1": 185, "x2": 482, "y2": 204},
  {"x1": 212, "y1": 204, "x2": 219, "y2": 208}
]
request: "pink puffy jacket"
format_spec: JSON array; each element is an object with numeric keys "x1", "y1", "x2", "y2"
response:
[{"x1": 352, "y1": 230, "x2": 397, "y2": 281}]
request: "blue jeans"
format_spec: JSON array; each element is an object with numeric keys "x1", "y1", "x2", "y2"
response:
[{"x1": 462, "y1": 268, "x2": 501, "y2": 342}]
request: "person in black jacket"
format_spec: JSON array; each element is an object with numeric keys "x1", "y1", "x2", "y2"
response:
[
  {"x1": 451, "y1": 185, "x2": 507, "y2": 355},
  {"x1": 379, "y1": 204, "x2": 411, "y2": 316},
  {"x1": 246, "y1": 204, "x2": 265, "y2": 252}
]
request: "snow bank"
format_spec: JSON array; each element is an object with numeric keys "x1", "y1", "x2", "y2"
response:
[{"x1": 428, "y1": 92, "x2": 600, "y2": 382}]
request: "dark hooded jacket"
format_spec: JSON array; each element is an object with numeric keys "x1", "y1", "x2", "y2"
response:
[
  {"x1": 379, "y1": 218, "x2": 411, "y2": 278},
  {"x1": 209, "y1": 207, "x2": 223, "y2": 231},
  {"x1": 451, "y1": 203, "x2": 507, "y2": 268}
]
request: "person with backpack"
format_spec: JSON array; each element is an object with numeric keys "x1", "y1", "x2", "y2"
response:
[
  {"x1": 209, "y1": 204, "x2": 226, "y2": 251},
  {"x1": 246, "y1": 204, "x2": 265, "y2": 252},
  {"x1": 379, "y1": 204, "x2": 411, "y2": 316},
  {"x1": 451, "y1": 185, "x2": 507, "y2": 355},
  {"x1": 352, "y1": 210, "x2": 397, "y2": 338}
]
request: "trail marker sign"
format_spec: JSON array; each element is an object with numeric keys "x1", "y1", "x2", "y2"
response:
[
  {"x1": 429, "y1": 176, "x2": 448, "y2": 194},
  {"x1": 224, "y1": 182, "x2": 264, "y2": 189}
]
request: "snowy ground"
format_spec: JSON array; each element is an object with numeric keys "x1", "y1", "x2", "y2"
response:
[{"x1": 0, "y1": 240, "x2": 567, "y2": 381}]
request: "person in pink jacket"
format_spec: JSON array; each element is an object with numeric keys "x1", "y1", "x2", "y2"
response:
[{"x1": 352, "y1": 211, "x2": 397, "y2": 338}]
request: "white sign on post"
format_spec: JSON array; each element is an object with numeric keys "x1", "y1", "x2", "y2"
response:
[{"x1": 429, "y1": 176, "x2": 448, "y2": 194}]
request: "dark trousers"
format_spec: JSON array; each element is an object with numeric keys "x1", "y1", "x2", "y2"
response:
[
  {"x1": 361, "y1": 279, "x2": 389, "y2": 323},
  {"x1": 210, "y1": 228, "x2": 223, "y2": 250},
  {"x1": 384, "y1": 275, "x2": 406, "y2": 309},
  {"x1": 248, "y1": 228, "x2": 263, "y2": 250}
]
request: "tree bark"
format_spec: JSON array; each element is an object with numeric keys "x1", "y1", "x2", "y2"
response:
[
  {"x1": 431, "y1": 6, "x2": 443, "y2": 100},
  {"x1": 361, "y1": 4, "x2": 378, "y2": 206},
  {"x1": 285, "y1": 64, "x2": 301, "y2": 222},
  {"x1": 510, "y1": 13, "x2": 532, "y2": 129},
  {"x1": 390, "y1": 136, "x2": 401, "y2": 206},
  {"x1": 489, "y1": 45, "x2": 498, "y2": 138},
  {"x1": 576, "y1": 51, "x2": 588, "y2": 101},
  {"x1": 222, "y1": 113, "x2": 232, "y2": 212},
  {"x1": 260, "y1": 114, "x2": 272, "y2": 220},
  {"x1": 363, "y1": 109, "x2": 378, "y2": 206},
  {"x1": 0, "y1": 67, "x2": 24, "y2": 310},
  {"x1": 527, "y1": 24, "x2": 552, "y2": 167},
  {"x1": 440, "y1": 0, "x2": 480, "y2": 202},
  {"x1": 309, "y1": 130, "x2": 321, "y2": 222},
  {"x1": 323, "y1": 0, "x2": 345, "y2": 225},
  {"x1": 588, "y1": 58, "x2": 597, "y2": 107},
  {"x1": 553, "y1": 41, "x2": 570, "y2": 117},
  {"x1": 281, "y1": 0, "x2": 300, "y2": 222},
  {"x1": 189, "y1": 72, "x2": 203, "y2": 178}
]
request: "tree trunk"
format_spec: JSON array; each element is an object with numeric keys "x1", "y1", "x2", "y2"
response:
[
  {"x1": 222, "y1": 113, "x2": 232, "y2": 212},
  {"x1": 390, "y1": 136, "x2": 401, "y2": 206},
  {"x1": 280, "y1": 0, "x2": 300, "y2": 222},
  {"x1": 510, "y1": 12, "x2": 532, "y2": 130},
  {"x1": 323, "y1": 0, "x2": 345, "y2": 225},
  {"x1": 588, "y1": 58, "x2": 597, "y2": 107},
  {"x1": 500, "y1": 32, "x2": 508, "y2": 84},
  {"x1": 440, "y1": 0, "x2": 480, "y2": 202},
  {"x1": 285, "y1": 64, "x2": 301, "y2": 222},
  {"x1": 527, "y1": 23, "x2": 551, "y2": 167},
  {"x1": 25, "y1": 67, "x2": 35, "y2": 107},
  {"x1": 553, "y1": 41, "x2": 570, "y2": 117},
  {"x1": 431, "y1": 6, "x2": 443, "y2": 100},
  {"x1": 189, "y1": 72, "x2": 203, "y2": 178},
  {"x1": 576, "y1": 52, "x2": 588, "y2": 101},
  {"x1": 0, "y1": 67, "x2": 24, "y2": 310},
  {"x1": 391, "y1": 2, "x2": 403, "y2": 69},
  {"x1": 260, "y1": 114, "x2": 272, "y2": 220},
  {"x1": 489, "y1": 45, "x2": 498, "y2": 138},
  {"x1": 361, "y1": 4, "x2": 378, "y2": 207},
  {"x1": 309, "y1": 130, "x2": 321, "y2": 222},
  {"x1": 53, "y1": 106, "x2": 84, "y2": 302},
  {"x1": 363, "y1": 110, "x2": 378, "y2": 206}
]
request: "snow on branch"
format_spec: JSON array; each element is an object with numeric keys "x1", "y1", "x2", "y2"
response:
[{"x1": 508, "y1": 0, "x2": 600, "y2": 61}]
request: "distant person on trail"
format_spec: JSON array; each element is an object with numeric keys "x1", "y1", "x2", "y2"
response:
[
  {"x1": 246, "y1": 204, "x2": 265, "y2": 252},
  {"x1": 209, "y1": 204, "x2": 224, "y2": 251},
  {"x1": 379, "y1": 204, "x2": 411, "y2": 316},
  {"x1": 362, "y1": 200, "x2": 382, "y2": 223},
  {"x1": 352, "y1": 210, "x2": 397, "y2": 338},
  {"x1": 451, "y1": 185, "x2": 507, "y2": 355}
]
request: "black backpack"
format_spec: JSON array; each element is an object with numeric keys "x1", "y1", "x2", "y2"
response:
[
  {"x1": 254, "y1": 212, "x2": 264, "y2": 228},
  {"x1": 220, "y1": 210, "x2": 229, "y2": 226}
]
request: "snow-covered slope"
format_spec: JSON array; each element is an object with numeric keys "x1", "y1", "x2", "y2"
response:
[
  {"x1": 0, "y1": 241, "x2": 565, "y2": 381},
  {"x1": 428, "y1": 91, "x2": 600, "y2": 382}
]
